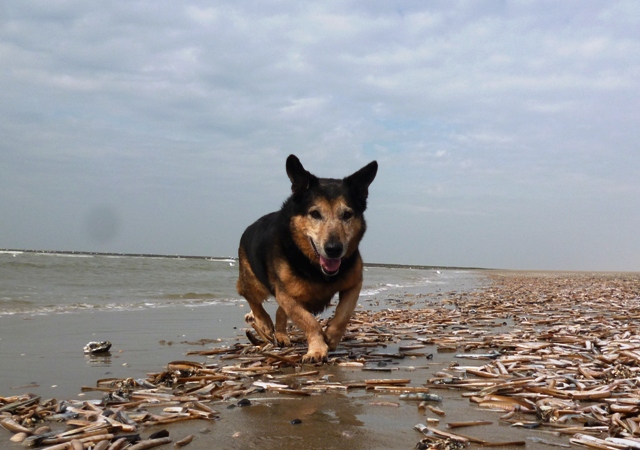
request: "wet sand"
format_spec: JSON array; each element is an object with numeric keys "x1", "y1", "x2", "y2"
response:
[
  {"x1": 3, "y1": 271, "x2": 640, "y2": 449},
  {"x1": 0, "y1": 304, "x2": 249, "y2": 400}
]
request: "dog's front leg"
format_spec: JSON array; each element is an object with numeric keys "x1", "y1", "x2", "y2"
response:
[
  {"x1": 324, "y1": 280, "x2": 362, "y2": 351},
  {"x1": 276, "y1": 292, "x2": 328, "y2": 363}
]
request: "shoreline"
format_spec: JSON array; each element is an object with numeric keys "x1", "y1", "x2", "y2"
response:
[
  {"x1": 3, "y1": 271, "x2": 640, "y2": 449},
  {"x1": 0, "y1": 267, "x2": 482, "y2": 401},
  {"x1": 1, "y1": 267, "x2": 486, "y2": 450}
]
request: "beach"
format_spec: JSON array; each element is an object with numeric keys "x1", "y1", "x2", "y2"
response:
[
  {"x1": 2, "y1": 253, "x2": 640, "y2": 449},
  {"x1": 0, "y1": 252, "x2": 475, "y2": 399},
  {"x1": 0, "y1": 251, "x2": 479, "y2": 448}
]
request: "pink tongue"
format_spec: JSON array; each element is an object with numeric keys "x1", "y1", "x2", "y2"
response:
[{"x1": 320, "y1": 256, "x2": 341, "y2": 273}]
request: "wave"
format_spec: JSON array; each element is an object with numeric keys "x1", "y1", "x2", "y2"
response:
[
  {"x1": 0, "y1": 298, "x2": 34, "y2": 307},
  {"x1": 0, "y1": 260, "x2": 50, "y2": 269},
  {"x1": 360, "y1": 275, "x2": 441, "y2": 297},
  {"x1": 0, "y1": 297, "x2": 243, "y2": 317},
  {"x1": 360, "y1": 284, "x2": 414, "y2": 297},
  {"x1": 0, "y1": 249, "x2": 238, "y2": 261},
  {"x1": 161, "y1": 292, "x2": 218, "y2": 300},
  {"x1": 40, "y1": 253, "x2": 94, "y2": 258}
]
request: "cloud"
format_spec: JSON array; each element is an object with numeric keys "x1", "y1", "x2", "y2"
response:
[{"x1": 1, "y1": 1, "x2": 639, "y2": 270}]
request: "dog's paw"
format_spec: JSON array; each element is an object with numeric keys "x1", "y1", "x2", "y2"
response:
[
  {"x1": 275, "y1": 332, "x2": 291, "y2": 347},
  {"x1": 323, "y1": 328, "x2": 343, "y2": 351},
  {"x1": 324, "y1": 335, "x2": 340, "y2": 351},
  {"x1": 301, "y1": 351, "x2": 328, "y2": 364},
  {"x1": 302, "y1": 342, "x2": 329, "y2": 364},
  {"x1": 244, "y1": 311, "x2": 255, "y2": 324}
]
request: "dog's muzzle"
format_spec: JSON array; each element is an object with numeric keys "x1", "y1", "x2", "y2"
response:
[{"x1": 310, "y1": 240, "x2": 342, "y2": 276}]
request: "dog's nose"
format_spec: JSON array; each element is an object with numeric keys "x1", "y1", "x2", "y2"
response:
[{"x1": 324, "y1": 241, "x2": 343, "y2": 259}]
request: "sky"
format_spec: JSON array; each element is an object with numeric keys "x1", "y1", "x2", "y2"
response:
[{"x1": 1, "y1": 1, "x2": 639, "y2": 271}]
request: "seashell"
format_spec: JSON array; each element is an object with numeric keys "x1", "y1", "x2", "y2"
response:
[
  {"x1": 175, "y1": 434, "x2": 195, "y2": 447},
  {"x1": 83, "y1": 341, "x2": 112, "y2": 354},
  {"x1": 399, "y1": 393, "x2": 443, "y2": 402}
]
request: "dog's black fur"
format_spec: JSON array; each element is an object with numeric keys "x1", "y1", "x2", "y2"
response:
[{"x1": 236, "y1": 154, "x2": 377, "y2": 362}]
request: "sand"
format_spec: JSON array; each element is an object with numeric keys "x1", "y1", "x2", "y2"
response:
[{"x1": 3, "y1": 271, "x2": 640, "y2": 449}]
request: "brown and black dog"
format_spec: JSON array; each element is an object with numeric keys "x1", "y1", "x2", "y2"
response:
[{"x1": 236, "y1": 155, "x2": 377, "y2": 363}]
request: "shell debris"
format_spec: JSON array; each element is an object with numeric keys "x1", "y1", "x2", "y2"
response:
[{"x1": 2, "y1": 272, "x2": 640, "y2": 448}]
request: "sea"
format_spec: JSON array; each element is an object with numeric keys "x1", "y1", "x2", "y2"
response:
[
  {"x1": 0, "y1": 250, "x2": 484, "y2": 399},
  {"x1": 0, "y1": 250, "x2": 482, "y2": 317}
]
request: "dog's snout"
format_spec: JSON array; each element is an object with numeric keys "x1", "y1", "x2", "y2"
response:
[{"x1": 324, "y1": 241, "x2": 343, "y2": 259}]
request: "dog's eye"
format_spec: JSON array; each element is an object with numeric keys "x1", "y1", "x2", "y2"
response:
[
  {"x1": 342, "y1": 210, "x2": 354, "y2": 221},
  {"x1": 309, "y1": 210, "x2": 322, "y2": 220}
]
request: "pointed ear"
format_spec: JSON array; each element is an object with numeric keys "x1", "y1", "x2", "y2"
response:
[
  {"x1": 344, "y1": 160, "x2": 378, "y2": 196},
  {"x1": 286, "y1": 154, "x2": 316, "y2": 195}
]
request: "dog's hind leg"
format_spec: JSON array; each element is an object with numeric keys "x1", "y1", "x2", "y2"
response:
[
  {"x1": 240, "y1": 291, "x2": 275, "y2": 343},
  {"x1": 274, "y1": 306, "x2": 291, "y2": 347},
  {"x1": 237, "y1": 250, "x2": 275, "y2": 343}
]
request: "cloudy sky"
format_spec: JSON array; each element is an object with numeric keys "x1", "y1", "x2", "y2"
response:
[{"x1": 1, "y1": 1, "x2": 639, "y2": 271}]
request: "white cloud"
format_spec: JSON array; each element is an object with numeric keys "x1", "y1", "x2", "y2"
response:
[
  {"x1": 279, "y1": 97, "x2": 329, "y2": 117},
  {"x1": 1, "y1": 1, "x2": 639, "y2": 270},
  {"x1": 185, "y1": 5, "x2": 220, "y2": 24}
]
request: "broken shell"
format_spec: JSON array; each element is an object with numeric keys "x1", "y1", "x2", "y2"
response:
[
  {"x1": 175, "y1": 434, "x2": 195, "y2": 447},
  {"x1": 399, "y1": 393, "x2": 442, "y2": 402},
  {"x1": 83, "y1": 341, "x2": 112, "y2": 354}
]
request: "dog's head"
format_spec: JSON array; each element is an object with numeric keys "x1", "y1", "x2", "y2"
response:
[{"x1": 285, "y1": 154, "x2": 377, "y2": 276}]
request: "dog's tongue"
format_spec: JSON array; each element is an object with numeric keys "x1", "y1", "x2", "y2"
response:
[{"x1": 320, "y1": 256, "x2": 341, "y2": 274}]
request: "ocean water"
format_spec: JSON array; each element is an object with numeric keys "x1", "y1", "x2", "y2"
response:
[{"x1": 0, "y1": 251, "x2": 480, "y2": 317}]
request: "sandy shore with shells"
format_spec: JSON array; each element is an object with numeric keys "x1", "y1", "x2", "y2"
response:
[{"x1": 3, "y1": 271, "x2": 640, "y2": 449}]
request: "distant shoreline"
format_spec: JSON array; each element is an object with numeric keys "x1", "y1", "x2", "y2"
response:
[{"x1": 0, "y1": 248, "x2": 488, "y2": 271}]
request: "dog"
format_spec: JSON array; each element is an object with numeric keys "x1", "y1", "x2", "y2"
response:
[{"x1": 236, "y1": 154, "x2": 377, "y2": 363}]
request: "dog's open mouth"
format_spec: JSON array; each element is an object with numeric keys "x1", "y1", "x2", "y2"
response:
[
  {"x1": 319, "y1": 255, "x2": 341, "y2": 275},
  {"x1": 310, "y1": 240, "x2": 341, "y2": 276}
]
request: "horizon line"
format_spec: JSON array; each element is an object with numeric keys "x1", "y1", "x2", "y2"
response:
[{"x1": 0, "y1": 248, "x2": 490, "y2": 271}]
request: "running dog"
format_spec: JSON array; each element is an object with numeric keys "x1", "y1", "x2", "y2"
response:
[{"x1": 237, "y1": 154, "x2": 377, "y2": 363}]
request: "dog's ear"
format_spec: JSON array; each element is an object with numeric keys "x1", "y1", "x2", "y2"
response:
[
  {"x1": 286, "y1": 155, "x2": 316, "y2": 195},
  {"x1": 344, "y1": 161, "x2": 378, "y2": 202}
]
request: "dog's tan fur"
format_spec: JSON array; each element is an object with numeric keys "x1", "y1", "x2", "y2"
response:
[{"x1": 236, "y1": 155, "x2": 377, "y2": 362}]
